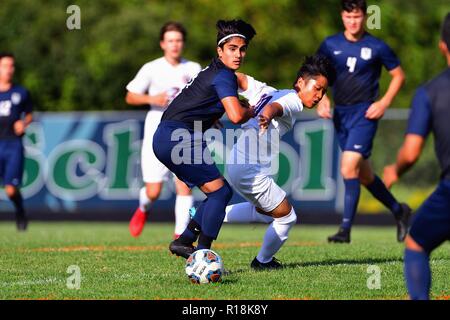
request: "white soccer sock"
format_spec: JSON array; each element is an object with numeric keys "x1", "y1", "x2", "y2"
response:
[
  {"x1": 224, "y1": 202, "x2": 273, "y2": 223},
  {"x1": 256, "y1": 207, "x2": 297, "y2": 263},
  {"x1": 174, "y1": 195, "x2": 194, "y2": 236},
  {"x1": 139, "y1": 187, "x2": 152, "y2": 213}
]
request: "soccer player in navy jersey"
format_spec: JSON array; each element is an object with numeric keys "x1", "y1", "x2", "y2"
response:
[
  {"x1": 0, "y1": 53, "x2": 33, "y2": 231},
  {"x1": 316, "y1": 0, "x2": 411, "y2": 243},
  {"x1": 152, "y1": 19, "x2": 256, "y2": 258},
  {"x1": 383, "y1": 13, "x2": 450, "y2": 300}
]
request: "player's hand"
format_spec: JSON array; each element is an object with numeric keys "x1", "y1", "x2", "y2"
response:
[
  {"x1": 258, "y1": 114, "x2": 270, "y2": 136},
  {"x1": 317, "y1": 98, "x2": 332, "y2": 119},
  {"x1": 382, "y1": 164, "x2": 399, "y2": 189},
  {"x1": 151, "y1": 92, "x2": 169, "y2": 108},
  {"x1": 366, "y1": 100, "x2": 388, "y2": 120},
  {"x1": 13, "y1": 120, "x2": 25, "y2": 137}
]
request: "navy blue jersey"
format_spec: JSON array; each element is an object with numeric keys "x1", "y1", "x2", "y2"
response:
[
  {"x1": 318, "y1": 32, "x2": 400, "y2": 106},
  {"x1": 161, "y1": 58, "x2": 238, "y2": 131},
  {"x1": 0, "y1": 85, "x2": 32, "y2": 140},
  {"x1": 406, "y1": 68, "x2": 450, "y2": 180}
]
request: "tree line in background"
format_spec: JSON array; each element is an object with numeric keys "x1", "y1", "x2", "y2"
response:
[{"x1": 0, "y1": 0, "x2": 449, "y2": 111}]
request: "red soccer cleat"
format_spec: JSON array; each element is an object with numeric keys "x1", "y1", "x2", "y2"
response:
[{"x1": 129, "y1": 207, "x2": 148, "y2": 238}]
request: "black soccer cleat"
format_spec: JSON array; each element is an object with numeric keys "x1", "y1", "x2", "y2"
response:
[
  {"x1": 250, "y1": 257, "x2": 283, "y2": 270},
  {"x1": 169, "y1": 239, "x2": 196, "y2": 259},
  {"x1": 396, "y1": 203, "x2": 412, "y2": 242},
  {"x1": 16, "y1": 216, "x2": 28, "y2": 232},
  {"x1": 327, "y1": 227, "x2": 351, "y2": 243}
]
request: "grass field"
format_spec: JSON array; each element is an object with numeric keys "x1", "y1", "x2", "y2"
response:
[{"x1": 0, "y1": 222, "x2": 448, "y2": 300}]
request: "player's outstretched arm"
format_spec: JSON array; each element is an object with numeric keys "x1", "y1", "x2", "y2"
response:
[
  {"x1": 383, "y1": 134, "x2": 425, "y2": 188},
  {"x1": 235, "y1": 72, "x2": 248, "y2": 91},
  {"x1": 258, "y1": 102, "x2": 283, "y2": 135},
  {"x1": 221, "y1": 96, "x2": 254, "y2": 124},
  {"x1": 366, "y1": 66, "x2": 405, "y2": 120},
  {"x1": 125, "y1": 91, "x2": 168, "y2": 108}
]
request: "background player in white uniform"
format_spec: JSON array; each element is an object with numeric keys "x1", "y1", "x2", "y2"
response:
[
  {"x1": 223, "y1": 55, "x2": 336, "y2": 269},
  {"x1": 126, "y1": 22, "x2": 201, "y2": 238}
]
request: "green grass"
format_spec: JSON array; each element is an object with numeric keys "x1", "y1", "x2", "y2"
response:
[{"x1": 0, "y1": 222, "x2": 448, "y2": 300}]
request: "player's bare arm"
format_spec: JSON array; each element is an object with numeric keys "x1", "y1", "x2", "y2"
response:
[
  {"x1": 366, "y1": 66, "x2": 405, "y2": 120},
  {"x1": 258, "y1": 102, "x2": 283, "y2": 131},
  {"x1": 125, "y1": 91, "x2": 169, "y2": 108},
  {"x1": 221, "y1": 96, "x2": 254, "y2": 124},
  {"x1": 235, "y1": 72, "x2": 248, "y2": 91},
  {"x1": 383, "y1": 134, "x2": 425, "y2": 188}
]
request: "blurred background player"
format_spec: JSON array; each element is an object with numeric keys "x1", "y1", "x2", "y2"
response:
[
  {"x1": 224, "y1": 55, "x2": 336, "y2": 269},
  {"x1": 126, "y1": 22, "x2": 201, "y2": 239},
  {"x1": 153, "y1": 19, "x2": 256, "y2": 258},
  {"x1": 383, "y1": 13, "x2": 450, "y2": 300},
  {"x1": 316, "y1": 0, "x2": 410, "y2": 243},
  {"x1": 0, "y1": 53, "x2": 33, "y2": 231}
]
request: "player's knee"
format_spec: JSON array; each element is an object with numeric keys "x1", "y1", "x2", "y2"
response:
[
  {"x1": 209, "y1": 180, "x2": 233, "y2": 203},
  {"x1": 273, "y1": 208, "x2": 297, "y2": 241},
  {"x1": 5, "y1": 185, "x2": 18, "y2": 198},
  {"x1": 359, "y1": 174, "x2": 374, "y2": 186},
  {"x1": 405, "y1": 234, "x2": 425, "y2": 252},
  {"x1": 341, "y1": 165, "x2": 359, "y2": 179},
  {"x1": 146, "y1": 186, "x2": 161, "y2": 201}
]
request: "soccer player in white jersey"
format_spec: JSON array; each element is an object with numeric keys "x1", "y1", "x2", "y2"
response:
[
  {"x1": 220, "y1": 55, "x2": 336, "y2": 269},
  {"x1": 126, "y1": 22, "x2": 201, "y2": 238}
]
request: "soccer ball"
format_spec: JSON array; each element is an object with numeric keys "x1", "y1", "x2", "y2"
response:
[{"x1": 185, "y1": 249, "x2": 224, "y2": 284}]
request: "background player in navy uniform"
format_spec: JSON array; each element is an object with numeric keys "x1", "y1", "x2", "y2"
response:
[
  {"x1": 0, "y1": 53, "x2": 33, "y2": 231},
  {"x1": 152, "y1": 19, "x2": 256, "y2": 258},
  {"x1": 383, "y1": 13, "x2": 450, "y2": 300},
  {"x1": 316, "y1": 0, "x2": 410, "y2": 243}
]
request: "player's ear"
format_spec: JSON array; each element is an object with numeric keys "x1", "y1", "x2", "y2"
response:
[
  {"x1": 217, "y1": 46, "x2": 223, "y2": 59},
  {"x1": 439, "y1": 40, "x2": 449, "y2": 56},
  {"x1": 296, "y1": 77, "x2": 306, "y2": 92}
]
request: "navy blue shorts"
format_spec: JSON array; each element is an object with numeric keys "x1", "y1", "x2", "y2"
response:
[
  {"x1": 152, "y1": 120, "x2": 222, "y2": 189},
  {"x1": 333, "y1": 102, "x2": 378, "y2": 159},
  {"x1": 0, "y1": 139, "x2": 24, "y2": 187},
  {"x1": 409, "y1": 180, "x2": 450, "y2": 253}
]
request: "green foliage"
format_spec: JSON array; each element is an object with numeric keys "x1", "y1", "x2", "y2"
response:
[{"x1": 1, "y1": 0, "x2": 449, "y2": 111}]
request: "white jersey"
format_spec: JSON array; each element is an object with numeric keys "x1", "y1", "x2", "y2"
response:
[
  {"x1": 126, "y1": 57, "x2": 201, "y2": 110},
  {"x1": 227, "y1": 76, "x2": 303, "y2": 212},
  {"x1": 126, "y1": 57, "x2": 201, "y2": 183},
  {"x1": 239, "y1": 75, "x2": 303, "y2": 137}
]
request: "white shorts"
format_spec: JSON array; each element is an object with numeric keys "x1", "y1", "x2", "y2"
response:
[
  {"x1": 141, "y1": 110, "x2": 173, "y2": 183},
  {"x1": 226, "y1": 160, "x2": 286, "y2": 213}
]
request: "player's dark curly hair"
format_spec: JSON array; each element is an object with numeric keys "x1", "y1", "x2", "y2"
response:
[
  {"x1": 442, "y1": 12, "x2": 450, "y2": 49},
  {"x1": 342, "y1": 0, "x2": 367, "y2": 13},
  {"x1": 293, "y1": 54, "x2": 337, "y2": 87},
  {"x1": 216, "y1": 19, "x2": 256, "y2": 48}
]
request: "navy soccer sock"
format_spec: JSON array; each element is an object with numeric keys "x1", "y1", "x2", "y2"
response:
[
  {"x1": 404, "y1": 248, "x2": 431, "y2": 300},
  {"x1": 9, "y1": 191, "x2": 25, "y2": 219},
  {"x1": 178, "y1": 219, "x2": 201, "y2": 245},
  {"x1": 366, "y1": 175, "x2": 402, "y2": 218},
  {"x1": 199, "y1": 181, "x2": 233, "y2": 244},
  {"x1": 341, "y1": 178, "x2": 361, "y2": 230},
  {"x1": 197, "y1": 233, "x2": 214, "y2": 250}
]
